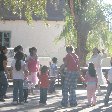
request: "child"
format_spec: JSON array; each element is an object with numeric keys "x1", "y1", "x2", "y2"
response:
[
  {"x1": 11, "y1": 52, "x2": 26, "y2": 105},
  {"x1": 23, "y1": 76, "x2": 31, "y2": 103},
  {"x1": 59, "y1": 58, "x2": 67, "y2": 92},
  {"x1": 38, "y1": 66, "x2": 49, "y2": 105},
  {"x1": 104, "y1": 57, "x2": 112, "y2": 106},
  {"x1": 26, "y1": 47, "x2": 39, "y2": 94},
  {"x1": 82, "y1": 63, "x2": 98, "y2": 106},
  {"x1": 48, "y1": 57, "x2": 58, "y2": 93}
]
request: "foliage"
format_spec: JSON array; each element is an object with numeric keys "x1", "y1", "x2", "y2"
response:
[
  {"x1": 2, "y1": 0, "x2": 47, "y2": 23},
  {"x1": 55, "y1": 3, "x2": 77, "y2": 47}
]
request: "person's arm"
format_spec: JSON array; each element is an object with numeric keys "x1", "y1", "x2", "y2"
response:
[
  {"x1": 3, "y1": 60, "x2": 9, "y2": 75},
  {"x1": 80, "y1": 75, "x2": 85, "y2": 82}
]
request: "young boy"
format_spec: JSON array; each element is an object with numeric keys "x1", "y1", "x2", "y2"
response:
[
  {"x1": 38, "y1": 66, "x2": 49, "y2": 105},
  {"x1": 23, "y1": 76, "x2": 31, "y2": 103},
  {"x1": 48, "y1": 57, "x2": 58, "y2": 94},
  {"x1": 104, "y1": 57, "x2": 112, "y2": 106}
]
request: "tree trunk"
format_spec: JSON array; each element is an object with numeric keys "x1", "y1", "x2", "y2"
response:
[
  {"x1": 69, "y1": 0, "x2": 90, "y2": 66},
  {"x1": 76, "y1": 23, "x2": 90, "y2": 67}
]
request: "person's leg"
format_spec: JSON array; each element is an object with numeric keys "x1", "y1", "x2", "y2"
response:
[
  {"x1": 69, "y1": 72, "x2": 77, "y2": 106},
  {"x1": 24, "y1": 89, "x2": 28, "y2": 102},
  {"x1": 18, "y1": 79, "x2": 24, "y2": 103},
  {"x1": 104, "y1": 83, "x2": 112, "y2": 105},
  {"x1": 61, "y1": 73, "x2": 70, "y2": 107},
  {"x1": 87, "y1": 85, "x2": 92, "y2": 105},
  {"x1": 0, "y1": 83, "x2": 4, "y2": 101},
  {"x1": 52, "y1": 80, "x2": 55, "y2": 92},
  {"x1": 42, "y1": 88, "x2": 47, "y2": 104},
  {"x1": 92, "y1": 85, "x2": 97, "y2": 105},
  {"x1": 13, "y1": 80, "x2": 19, "y2": 102},
  {"x1": 97, "y1": 85, "x2": 102, "y2": 95},
  {"x1": 48, "y1": 80, "x2": 53, "y2": 93},
  {"x1": 0, "y1": 72, "x2": 8, "y2": 101},
  {"x1": 39, "y1": 88, "x2": 43, "y2": 103}
]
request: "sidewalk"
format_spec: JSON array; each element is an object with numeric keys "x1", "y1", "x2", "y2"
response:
[{"x1": 1, "y1": 87, "x2": 112, "y2": 112}]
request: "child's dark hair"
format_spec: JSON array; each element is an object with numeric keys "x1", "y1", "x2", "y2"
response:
[
  {"x1": 41, "y1": 66, "x2": 48, "y2": 74},
  {"x1": 52, "y1": 57, "x2": 57, "y2": 63},
  {"x1": 66, "y1": 45, "x2": 73, "y2": 52},
  {"x1": 14, "y1": 45, "x2": 23, "y2": 53},
  {"x1": 15, "y1": 52, "x2": 24, "y2": 71},
  {"x1": 1, "y1": 46, "x2": 7, "y2": 53},
  {"x1": 29, "y1": 47, "x2": 37, "y2": 55},
  {"x1": 88, "y1": 63, "x2": 96, "y2": 77}
]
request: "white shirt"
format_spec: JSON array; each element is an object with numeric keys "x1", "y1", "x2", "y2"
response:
[
  {"x1": 11, "y1": 59, "x2": 25, "y2": 80},
  {"x1": 49, "y1": 63, "x2": 58, "y2": 77},
  {"x1": 108, "y1": 67, "x2": 112, "y2": 83}
]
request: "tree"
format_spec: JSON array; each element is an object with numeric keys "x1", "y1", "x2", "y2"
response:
[
  {"x1": 1, "y1": 0, "x2": 47, "y2": 23},
  {"x1": 1, "y1": 0, "x2": 112, "y2": 66},
  {"x1": 57, "y1": 0, "x2": 112, "y2": 66}
]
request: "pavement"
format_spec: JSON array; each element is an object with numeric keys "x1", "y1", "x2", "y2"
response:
[{"x1": 1, "y1": 87, "x2": 112, "y2": 112}]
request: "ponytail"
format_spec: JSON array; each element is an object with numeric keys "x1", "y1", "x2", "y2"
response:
[
  {"x1": 14, "y1": 52, "x2": 24, "y2": 71},
  {"x1": 15, "y1": 59, "x2": 21, "y2": 71}
]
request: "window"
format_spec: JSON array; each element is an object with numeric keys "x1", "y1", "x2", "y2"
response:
[{"x1": 0, "y1": 32, "x2": 11, "y2": 47}]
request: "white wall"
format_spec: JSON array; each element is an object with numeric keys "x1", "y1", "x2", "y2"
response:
[{"x1": 0, "y1": 20, "x2": 66, "y2": 66}]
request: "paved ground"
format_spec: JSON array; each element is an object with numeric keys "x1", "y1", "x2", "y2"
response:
[{"x1": 1, "y1": 87, "x2": 112, "y2": 112}]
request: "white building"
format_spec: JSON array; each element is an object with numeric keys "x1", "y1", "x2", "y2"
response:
[{"x1": 0, "y1": 0, "x2": 66, "y2": 66}]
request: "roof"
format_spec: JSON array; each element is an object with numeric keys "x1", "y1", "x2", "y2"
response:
[{"x1": 0, "y1": 0, "x2": 65, "y2": 21}]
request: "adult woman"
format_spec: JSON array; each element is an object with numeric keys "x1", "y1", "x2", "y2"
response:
[
  {"x1": 61, "y1": 46, "x2": 79, "y2": 107},
  {"x1": 89, "y1": 47, "x2": 106, "y2": 94}
]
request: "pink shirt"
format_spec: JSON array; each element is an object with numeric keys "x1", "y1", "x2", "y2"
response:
[
  {"x1": 85, "y1": 72, "x2": 98, "y2": 83},
  {"x1": 27, "y1": 56, "x2": 39, "y2": 72}
]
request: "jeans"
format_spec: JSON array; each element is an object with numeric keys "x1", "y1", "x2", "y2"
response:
[
  {"x1": 13, "y1": 79, "x2": 24, "y2": 102},
  {"x1": 104, "y1": 82, "x2": 112, "y2": 104},
  {"x1": 61, "y1": 71, "x2": 78, "y2": 106},
  {"x1": 48, "y1": 79, "x2": 55, "y2": 93},
  {"x1": 0, "y1": 71, "x2": 8, "y2": 99},
  {"x1": 39, "y1": 88, "x2": 47, "y2": 104},
  {"x1": 23, "y1": 89, "x2": 28, "y2": 102}
]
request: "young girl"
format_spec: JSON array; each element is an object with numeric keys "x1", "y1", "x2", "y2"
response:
[
  {"x1": 11, "y1": 52, "x2": 26, "y2": 104},
  {"x1": 82, "y1": 63, "x2": 98, "y2": 106},
  {"x1": 38, "y1": 66, "x2": 49, "y2": 105},
  {"x1": 26, "y1": 47, "x2": 39, "y2": 94},
  {"x1": 48, "y1": 57, "x2": 58, "y2": 93}
]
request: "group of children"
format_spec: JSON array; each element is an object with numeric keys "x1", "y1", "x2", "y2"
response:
[
  {"x1": 11, "y1": 45, "x2": 58, "y2": 105},
  {"x1": 1, "y1": 45, "x2": 112, "y2": 107}
]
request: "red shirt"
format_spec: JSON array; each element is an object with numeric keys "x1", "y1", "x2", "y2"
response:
[
  {"x1": 39, "y1": 73, "x2": 49, "y2": 88},
  {"x1": 65, "y1": 53, "x2": 79, "y2": 72}
]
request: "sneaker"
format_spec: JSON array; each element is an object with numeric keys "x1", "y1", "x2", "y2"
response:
[
  {"x1": 12, "y1": 101, "x2": 18, "y2": 105},
  {"x1": 92, "y1": 104, "x2": 96, "y2": 106},
  {"x1": 0, "y1": 98, "x2": 5, "y2": 102},
  {"x1": 19, "y1": 101, "x2": 24, "y2": 105},
  {"x1": 24, "y1": 101, "x2": 28, "y2": 103},
  {"x1": 97, "y1": 91, "x2": 102, "y2": 96},
  {"x1": 86, "y1": 103, "x2": 91, "y2": 106},
  {"x1": 104, "y1": 102, "x2": 108, "y2": 106},
  {"x1": 61, "y1": 103, "x2": 68, "y2": 107},
  {"x1": 70, "y1": 103, "x2": 77, "y2": 107}
]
